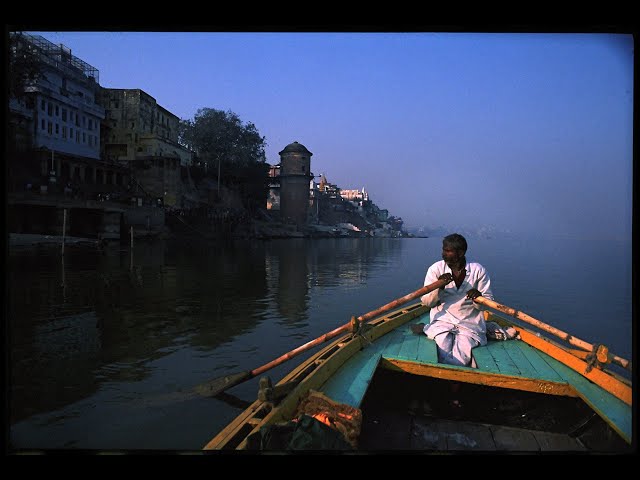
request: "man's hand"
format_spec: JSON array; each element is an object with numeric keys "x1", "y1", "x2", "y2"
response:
[
  {"x1": 466, "y1": 288, "x2": 482, "y2": 300},
  {"x1": 438, "y1": 273, "x2": 453, "y2": 287}
]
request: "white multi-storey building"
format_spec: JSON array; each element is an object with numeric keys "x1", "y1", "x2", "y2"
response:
[
  {"x1": 8, "y1": 32, "x2": 121, "y2": 195},
  {"x1": 10, "y1": 33, "x2": 105, "y2": 160}
]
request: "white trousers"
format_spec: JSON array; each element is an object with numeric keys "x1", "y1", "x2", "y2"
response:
[{"x1": 429, "y1": 329, "x2": 479, "y2": 368}]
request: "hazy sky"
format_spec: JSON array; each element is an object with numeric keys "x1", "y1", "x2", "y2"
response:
[{"x1": 28, "y1": 31, "x2": 634, "y2": 239}]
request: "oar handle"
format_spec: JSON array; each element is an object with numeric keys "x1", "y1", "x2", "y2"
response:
[
  {"x1": 251, "y1": 277, "x2": 449, "y2": 377},
  {"x1": 474, "y1": 296, "x2": 631, "y2": 370}
]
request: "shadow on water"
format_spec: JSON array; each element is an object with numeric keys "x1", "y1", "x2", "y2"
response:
[{"x1": 8, "y1": 237, "x2": 403, "y2": 434}]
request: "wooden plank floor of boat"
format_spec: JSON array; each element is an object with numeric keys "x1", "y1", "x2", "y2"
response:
[{"x1": 359, "y1": 410, "x2": 587, "y2": 451}]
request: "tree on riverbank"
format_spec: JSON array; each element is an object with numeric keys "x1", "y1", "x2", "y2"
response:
[
  {"x1": 178, "y1": 108, "x2": 269, "y2": 214},
  {"x1": 8, "y1": 32, "x2": 42, "y2": 101}
]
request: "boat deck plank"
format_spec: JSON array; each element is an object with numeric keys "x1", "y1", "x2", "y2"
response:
[
  {"x1": 496, "y1": 341, "x2": 539, "y2": 378},
  {"x1": 505, "y1": 339, "x2": 565, "y2": 382},
  {"x1": 415, "y1": 333, "x2": 439, "y2": 364},
  {"x1": 470, "y1": 345, "x2": 500, "y2": 371},
  {"x1": 479, "y1": 341, "x2": 521, "y2": 376},
  {"x1": 378, "y1": 416, "x2": 587, "y2": 452},
  {"x1": 395, "y1": 325, "x2": 423, "y2": 361},
  {"x1": 379, "y1": 328, "x2": 411, "y2": 359}
]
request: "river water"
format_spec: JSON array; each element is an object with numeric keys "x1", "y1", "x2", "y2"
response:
[{"x1": 7, "y1": 235, "x2": 633, "y2": 452}]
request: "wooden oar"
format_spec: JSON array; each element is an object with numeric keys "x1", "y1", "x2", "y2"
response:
[
  {"x1": 473, "y1": 296, "x2": 631, "y2": 371},
  {"x1": 196, "y1": 277, "x2": 450, "y2": 397}
]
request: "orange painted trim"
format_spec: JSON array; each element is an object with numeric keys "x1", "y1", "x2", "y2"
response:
[
  {"x1": 380, "y1": 357, "x2": 577, "y2": 397},
  {"x1": 565, "y1": 348, "x2": 590, "y2": 361},
  {"x1": 517, "y1": 329, "x2": 632, "y2": 406}
]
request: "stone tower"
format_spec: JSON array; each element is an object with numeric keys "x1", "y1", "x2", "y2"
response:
[{"x1": 279, "y1": 141, "x2": 313, "y2": 225}]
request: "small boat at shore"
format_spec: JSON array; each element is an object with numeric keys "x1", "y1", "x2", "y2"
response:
[{"x1": 201, "y1": 283, "x2": 632, "y2": 453}]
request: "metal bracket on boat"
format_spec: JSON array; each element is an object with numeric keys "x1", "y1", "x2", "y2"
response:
[
  {"x1": 350, "y1": 316, "x2": 372, "y2": 347},
  {"x1": 584, "y1": 344, "x2": 610, "y2": 373},
  {"x1": 257, "y1": 376, "x2": 274, "y2": 403},
  {"x1": 349, "y1": 316, "x2": 360, "y2": 333},
  {"x1": 257, "y1": 376, "x2": 301, "y2": 406}
]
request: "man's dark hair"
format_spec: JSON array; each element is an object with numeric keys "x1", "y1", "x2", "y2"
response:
[{"x1": 443, "y1": 233, "x2": 467, "y2": 253}]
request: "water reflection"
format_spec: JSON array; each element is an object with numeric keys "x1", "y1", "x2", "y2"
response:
[
  {"x1": 9, "y1": 238, "x2": 405, "y2": 431},
  {"x1": 267, "y1": 239, "x2": 309, "y2": 325}
]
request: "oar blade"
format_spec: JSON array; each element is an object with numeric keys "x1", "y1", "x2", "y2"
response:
[{"x1": 194, "y1": 371, "x2": 253, "y2": 398}]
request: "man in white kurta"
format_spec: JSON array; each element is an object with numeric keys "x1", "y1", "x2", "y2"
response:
[{"x1": 419, "y1": 237, "x2": 494, "y2": 367}]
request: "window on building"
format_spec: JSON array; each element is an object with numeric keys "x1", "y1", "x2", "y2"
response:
[
  {"x1": 75, "y1": 114, "x2": 80, "y2": 127},
  {"x1": 62, "y1": 126, "x2": 67, "y2": 139},
  {"x1": 47, "y1": 122, "x2": 52, "y2": 135},
  {"x1": 82, "y1": 132, "x2": 86, "y2": 143},
  {"x1": 62, "y1": 109, "x2": 67, "y2": 121},
  {"x1": 70, "y1": 128, "x2": 74, "y2": 141},
  {"x1": 41, "y1": 119, "x2": 45, "y2": 130},
  {"x1": 76, "y1": 131, "x2": 80, "y2": 142},
  {"x1": 55, "y1": 105, "x2": 59, "y2": 116},
  {"x1": 55, "y1": 123, "x2": 59, "y2": 135},
  {"x1": 82, "y1": 116, "x2": 86, "y2": 127},
  {"x1": 88, "y1": 119, "x2": 93, "y2": 131},
  {"x1": 41, "y1": 99, "x2": 45, "y2": 110},
  {"x1": 47, "y1": 103, "x2": 52, "y2": 116}
]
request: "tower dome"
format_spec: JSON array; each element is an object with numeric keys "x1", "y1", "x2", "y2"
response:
[{"x1": 279, "y1": 141, "x2": 313, "y2": 156}]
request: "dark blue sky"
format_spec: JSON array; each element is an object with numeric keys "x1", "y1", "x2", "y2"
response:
[{"x1": 30, "y1": 31, "x2": 634, "y2": 239}]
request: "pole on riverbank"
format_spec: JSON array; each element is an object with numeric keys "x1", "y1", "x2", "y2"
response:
[
  {"x1": 130, "y1": 226, "x2": 134, "y2": 271},
  {"x1": 61, "y1": 254, "x2": 66, "y2": 301},
  {"x1": 62, "y1": 209, "x2": 67, "y2": 256}
]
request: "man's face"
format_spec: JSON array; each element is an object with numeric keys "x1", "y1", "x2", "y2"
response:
[{"x1": 442, "y1": 243, "x2": 463, "y2": 265}]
